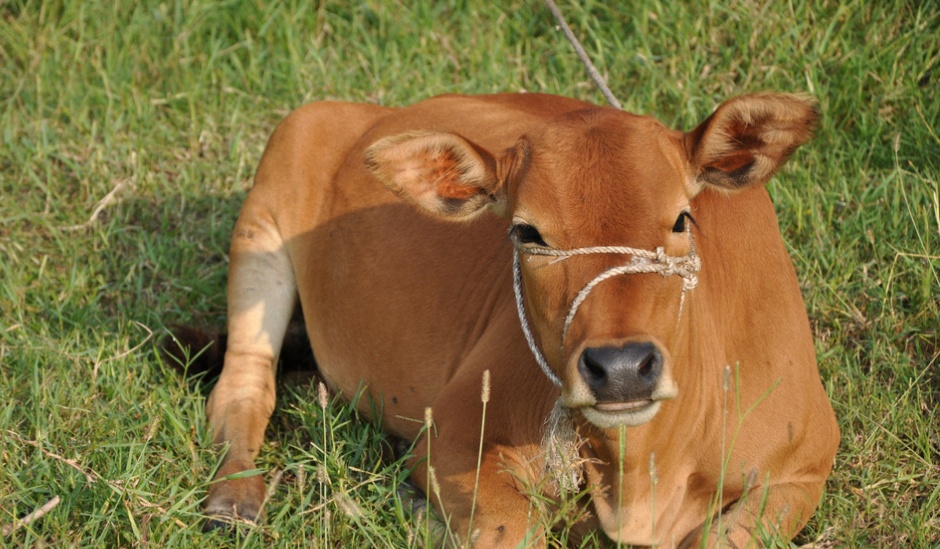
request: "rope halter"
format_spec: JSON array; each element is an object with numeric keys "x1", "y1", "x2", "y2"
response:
[{"x1": 512, "y1": 230, "x2": 702, "y2": 388}]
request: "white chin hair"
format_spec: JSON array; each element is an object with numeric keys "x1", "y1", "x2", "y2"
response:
[{"x1": 581, "y1": 400, "x2": 662, "y2": 429}]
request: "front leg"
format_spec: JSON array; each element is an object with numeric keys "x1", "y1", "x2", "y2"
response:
[
  {"x1": 680, "y1": 479, "x2": 825, "y2": 548},
  {"x1": 408, "y1": 367, "x2": 558, "y2": 548},
  {"x1": 410, "y1": 439, "x2": 547, "y2": 548},
  {"x1": 203, "y1": 208, "x2": 296, "y2": 527}
]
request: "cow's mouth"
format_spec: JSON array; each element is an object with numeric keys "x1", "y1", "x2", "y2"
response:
[
  {"x1": 580, "y1": 399, "x2": 661, "y2": 429},
  {"x1": 594, "y1": 400, "x2": 654, "y2": 412}
]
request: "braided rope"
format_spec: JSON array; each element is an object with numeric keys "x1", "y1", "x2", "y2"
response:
[
  {"x1": 514, "y1": 250, "x2": 563, "y2": 387},
  {"x1": 512, "y1": 233, "x2": 701, "y2": 388},
  {"x1": 551, "y1": 245, "x2": 701, "y2": 349}
]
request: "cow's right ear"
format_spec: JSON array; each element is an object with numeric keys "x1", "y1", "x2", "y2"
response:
[{"x1": 366, "y1": 131, "x2": 507, "y2": 220}]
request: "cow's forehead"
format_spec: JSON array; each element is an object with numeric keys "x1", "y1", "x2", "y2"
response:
[{"x1": 512, "y1": 108, "x2": 691, "y2": 243}]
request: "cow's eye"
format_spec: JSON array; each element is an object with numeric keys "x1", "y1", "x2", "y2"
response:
[
  {"x1": 672, "y1": 211, "x2": 695, "y2": 233},
  {"x1": 509, "y1": 223, "x2": 548, "y2": 247}
]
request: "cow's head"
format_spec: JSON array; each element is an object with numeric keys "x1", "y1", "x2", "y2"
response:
[{"x1": 366, "y1": 93, "x2": 818, "y2": 430}]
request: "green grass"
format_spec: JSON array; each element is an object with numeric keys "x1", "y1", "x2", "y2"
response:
[{"x1": 1, "y1": 0, "x2": 938, "y2": 546}]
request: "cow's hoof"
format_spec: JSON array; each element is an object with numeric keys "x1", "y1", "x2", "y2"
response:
[
  {"x1": 202, "y1": 503, "x2": 261, "y2": 534},
  {"x1": 203, "y1": 461, "x2": 265, "y2": 532},
  {"x1": 203, "y1": 514, "x2": 242, "y2": 533},
  {"x1": 202, "y1": 500, "x2": 260, "y2": 533}
]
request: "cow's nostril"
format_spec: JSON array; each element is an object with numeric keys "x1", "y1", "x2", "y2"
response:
[
  {"x1": 578, "y1": 348, "x2": 612, "y2": 396},
  {"x1": 638, "y1": 354, "x2": 654, "y2": 379},
  {"x1": 582, "y1": 351, "x2": 607, "y2": 383}
]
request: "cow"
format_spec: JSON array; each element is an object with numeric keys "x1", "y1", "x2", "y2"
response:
[{"x1": 185, "y1": 92, "x2": 839, "y2": 547}]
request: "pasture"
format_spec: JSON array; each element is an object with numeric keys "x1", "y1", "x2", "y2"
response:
[{"x1": 1, "y1": 0, "x2": 937, "y2": 546}]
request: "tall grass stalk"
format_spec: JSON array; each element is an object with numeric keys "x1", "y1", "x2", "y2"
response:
[
  {"x1": 649, "y1": 452, "x2": 658, "y2": 540},
  {"x1": 465, "y1": 369, "x2": 490, "y2": 547},
  {"x1": 318, "y1": 381, "x2": 329, "y2": 548},
  {"x1": 711, "y1": 364, "x2": 783, "y2": 545},
  {"x1": 424, "y1": 406, "x2": 434, "y2": 548},
  {"x1": 617, "y1": 425, "x2": 626, "y2": 549},
  {"x1": 715, "y1": 365, "x2": 732, "y2": 541}
]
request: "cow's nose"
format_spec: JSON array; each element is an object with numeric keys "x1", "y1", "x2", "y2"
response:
[{"x1": 578, "y1": 342, "x2": 663, "y2": 402}]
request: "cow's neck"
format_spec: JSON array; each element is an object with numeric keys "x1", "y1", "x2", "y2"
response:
[{"x1": 571, "y1": 185, "x2": 792, "y2": 543}]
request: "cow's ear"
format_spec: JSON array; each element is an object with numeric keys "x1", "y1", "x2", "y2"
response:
[
  {"x1": 366, "y1": 131, "x2": 505, "y2": 220},
  {"x1": 684, "y1": 93, "x2": 818, "y2": 194}
]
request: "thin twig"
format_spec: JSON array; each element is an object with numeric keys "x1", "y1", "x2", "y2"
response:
[
  {"x1": 544, "y1": 0, "x2": 622, "y2": 109},
  {"x1": 6, "y1": 431, "x2": 188, "y2": 528},
  {"x1": 93, "y1": 321, "x2": 154, "y2": 384},
  {"x1": 61, "y1": 177, "x2": 135, "y2": 232},
  {"x1": 8, "y1": 431, "x2": 99, "y2": 484},
  {"x1": 2, "y1": 496, "x2": 61, "y2": 536}
]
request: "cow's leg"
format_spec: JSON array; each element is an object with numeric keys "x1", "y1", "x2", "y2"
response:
[
  {"x1": 407, "y1": 366, "x2": 553, "y2": 548},
  {"x1": 410, "y1": 441, "x2": 545, "y2": 548},
  {"x1": 680, "y1": 480, "x2": 824, "y2": 548},
  {"x1": 203, "y1": 208, "x2": 295, "y2": 526}
]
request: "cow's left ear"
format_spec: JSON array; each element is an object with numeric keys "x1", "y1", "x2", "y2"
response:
[
  {"x1": 366, "y1": 131, "x2": 506, "y2": 220},
  {"x1": 684, "y1": 93, "x2": 819, "y2": 194}
]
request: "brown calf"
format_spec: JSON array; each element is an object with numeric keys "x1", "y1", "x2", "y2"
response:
[{"x1": 196, "y1": 92, "x2": 839, "y2": 547}]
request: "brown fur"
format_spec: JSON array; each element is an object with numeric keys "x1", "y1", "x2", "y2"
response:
[{"x1": 191, "y1": 93, "x2": 838, "y2": 547}]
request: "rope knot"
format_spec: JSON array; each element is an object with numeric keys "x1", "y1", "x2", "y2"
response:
[
  {"x1": 654, "y1": 246, "x2": 668, "y2": 266},
  {"x1": 680, "y1": 255, "x2": 702, "y2": 291}
]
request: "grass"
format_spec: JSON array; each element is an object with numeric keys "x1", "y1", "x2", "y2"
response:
[{"x1": 1, "y1": 0, "x2": 937, "y2": 546}]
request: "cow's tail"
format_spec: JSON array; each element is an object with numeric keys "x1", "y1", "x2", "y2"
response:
[
  {"x1": 161, "y1": 320, "x2": 317, "y2": 381},
  {"x1": 161, "y1": 326, "x2": 228, "y2": 379}
]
